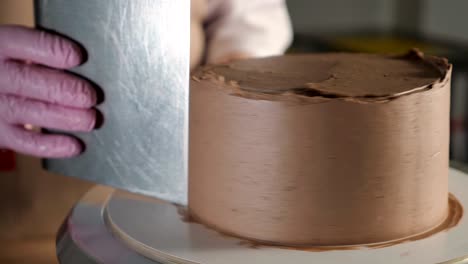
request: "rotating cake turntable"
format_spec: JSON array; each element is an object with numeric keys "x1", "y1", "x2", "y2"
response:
[{"x1": 58, "y1": 168, "x2": 467, "y2": 264}]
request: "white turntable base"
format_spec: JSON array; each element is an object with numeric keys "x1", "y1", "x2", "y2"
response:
[{"x1": 59, "y1": 169, "x2": 468, "y2": 264}]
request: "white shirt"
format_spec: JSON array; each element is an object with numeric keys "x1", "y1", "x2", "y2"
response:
[{"x1": 203, "y1": 0, "x2": 293, "y2": 64}]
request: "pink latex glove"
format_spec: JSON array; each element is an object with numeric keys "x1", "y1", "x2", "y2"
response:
[{"x1": 0, "y1": 25, "x2": 97, "y2": 158}]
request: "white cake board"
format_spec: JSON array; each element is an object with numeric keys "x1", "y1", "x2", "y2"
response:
[{"x1": 57, "y1": 169, "x2": 468, "y2": 264}]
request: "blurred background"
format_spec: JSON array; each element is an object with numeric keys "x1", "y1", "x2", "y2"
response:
[
  {"x1": 287, "y1": 0, "x2": 468, "y2": 163},
  {"x1": 0, "y1": 0, "x2": 467, "y2": 263}
]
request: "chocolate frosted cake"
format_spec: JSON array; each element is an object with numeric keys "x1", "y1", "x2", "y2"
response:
[{"x1": 188, "y1": 50, "x2": 452, "y2": 246}]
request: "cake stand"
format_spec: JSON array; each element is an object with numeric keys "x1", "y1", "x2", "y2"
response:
[{"x1": 57, "y1": 168, "x2": 468, "y2": 264}]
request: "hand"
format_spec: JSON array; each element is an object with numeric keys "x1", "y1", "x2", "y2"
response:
[
  {"x1": 0, "y1": 25, "x2": 97, "y2": 158},
  {"x1": 213, "y1": 52, "x2": 252, "y2": 64}
]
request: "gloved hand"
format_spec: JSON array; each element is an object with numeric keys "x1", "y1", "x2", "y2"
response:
[{"x1": 0, "y1": 25, "x2": 97, "y2": 158}]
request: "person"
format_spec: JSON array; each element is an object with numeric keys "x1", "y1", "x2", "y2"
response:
[{"x1": 0, "y1": 0, "x2": 292, "y2": 158}]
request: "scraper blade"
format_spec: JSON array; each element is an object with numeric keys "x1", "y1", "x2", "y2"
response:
[{"x1": 35, "y1": 0, "x2": 190, "y2": 205}]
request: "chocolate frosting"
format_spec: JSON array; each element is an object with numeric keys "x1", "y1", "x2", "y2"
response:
[
  {"x1": 188, "y1": 50, "x2": 452, "y2": 246},
  {"x1": 193, "y1": 49, "x2": 450, "y2": 102}
]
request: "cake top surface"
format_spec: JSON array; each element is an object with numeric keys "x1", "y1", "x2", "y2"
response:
[{"x1": 192, "y1": 49, "x2": 451, "y2": 102}]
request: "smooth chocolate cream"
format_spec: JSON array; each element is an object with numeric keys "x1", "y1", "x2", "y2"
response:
[{"x1": 189, "y1": 50, "x2": 452, "y2": 246}]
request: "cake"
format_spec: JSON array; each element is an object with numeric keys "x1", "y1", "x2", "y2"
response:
[{"x1": 188, "y1": 49, "x2": 452, "y2": 246}]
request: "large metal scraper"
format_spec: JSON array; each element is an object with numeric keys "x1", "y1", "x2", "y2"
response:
[{"x1": 35, "y1": 0, "x2": 190, "y2": 205}]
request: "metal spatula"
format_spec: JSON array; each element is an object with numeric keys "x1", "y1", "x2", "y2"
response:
[{"x1": 35, "y1": 0, "x2": 190, "y2": 205}]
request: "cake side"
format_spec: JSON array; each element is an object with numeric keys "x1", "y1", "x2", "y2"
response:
[{"x1": 188, "y1": 51, "x2": 452, "y2": 246}]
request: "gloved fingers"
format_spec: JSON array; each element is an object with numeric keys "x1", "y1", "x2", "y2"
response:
[
  {"x1": 0, "y1": 123, "x2": 82, "y2": 158},
  {"x1": 0, "y1": 94, "x2": 96, "y2": 132},
  {"x1": 0, "y1": 25, "x2": 84, "y2": 69},
  {"x1": 0, "y1": 61, "x2": 96, "y2": 108}
]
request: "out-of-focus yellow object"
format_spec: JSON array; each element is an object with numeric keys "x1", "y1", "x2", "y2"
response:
[
  {"x1": 327, "y1": 35, "x2": 450, "y2": 55},
  {"x1": 0, "y1": 0, "x2": 34, "y2": 26},
  {"x1": 0, "y1": 238, "x2": 56, "y2": 264}
]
